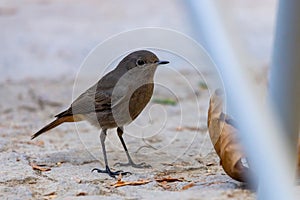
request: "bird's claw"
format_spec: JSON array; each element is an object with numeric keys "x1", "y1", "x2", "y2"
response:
[
  {"x1": 114, "y1": 161, "x2": 152, "y2": 168},
  {"x1": 92, "y1": 166, "x2": 131, "y2": 178}
]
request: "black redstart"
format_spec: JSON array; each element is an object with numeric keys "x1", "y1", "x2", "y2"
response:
[{"x1": 32, "y1": 50, "x2": 169, "y2": 177}]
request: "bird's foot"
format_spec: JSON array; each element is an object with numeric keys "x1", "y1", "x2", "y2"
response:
[
  {"x1": 114, "y1": 161, "x2": 151, "y2": 168},
  {"x1": 92, "y1": 165, "x2": 131, "y2": 178}
]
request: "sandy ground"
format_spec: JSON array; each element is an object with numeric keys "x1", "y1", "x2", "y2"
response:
[
  {"x1": 0, "y1": 71, "x2": 255, "y2": 200},
  {"x1": 0, "y1": 0, "x2": 282, "y2": 199}
]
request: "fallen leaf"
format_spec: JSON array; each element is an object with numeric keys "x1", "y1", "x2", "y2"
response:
[
  {"x1": 44, "y1": 192, "x2": 56, "y2": 196},
  {"x1": 35, "y1": 140, "x2": 45, "y2": 146},
  {"x1": 31, "y1": 163, "x2": 51, "y2": 172},
  {"x1": 175, "y1": 126, "x2": 206, "y2": 132},
  {"x1": 157, "y1": 181, "x2": 171, "y2": 190},
  {"x1": 75, "y1": 178, "x2": 82, "y2": 184},
  {"x1": 112, "y1": 179, "x2": 151, "y2": 188},
  {"x1": 30, "y1": 140, "x2": 45, "y2": 147},
  {"x1": 21, "y1": 140, "x2": 45, "y2": 147},
  {"x1": 43, "y1": 195, "x2": 57, "y2": 200},
  {"x1": 181, "y1": 182, "x2": 195, "y2": 190},
  {"x1": 155, "y1": 176, "x2": 185, "y2": 182},
  {"x1": 43, "y1": 192, "x2": 57, "y2": 200},
  {"x1": 182, "y1": 126, "x2": 200, "y2": 131},
  {"x1": 205, "y1": 162, "x2": 215, "y2": 166},
  {"x1": 76, "y1": 191, "x2": 87, "y2": 196},
  {"x1": 207, "y1": 89, "x2": 252, "y2": 182},
  {"x1": 117, "y1": 172, "x2": 122, "y2": 182}
]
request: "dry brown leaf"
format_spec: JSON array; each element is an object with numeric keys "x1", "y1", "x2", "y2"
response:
[
  {"x1": 44, "y1": 192, "x2": 56, "y2": 196},
  {"x1": 205, "y1": 162, "x2": 216, "y2": 166},
  {"x1": 157, "y1": 181, "x2": 171, "y2": 190},
  {"x1": 75, "y1": 178, "x2": 82, "y2": 184},
  {"x1": 43, "y1": 192, "x2": 57, "y2": 200},
  {"x1": 112, "y1": 179, "x2": 151, "y2": 188},
  {"x1": 76, "y1": 191, "x2": 87, "y2": 196},
  {"x1": 207, "y1": 89, "x2": 251, "y2": 182},
  {"x1": 21, "y1": 140, "x2": 45, "y2": 147},
  {"x1": 32, "y1": 140, "x2": 45, "y2": 147},
  {"x1": 34, "y1": 140, "x2": 45, "y2": 146},
  {"x1": 175, "y1": 126, "x2": 206, "y2": 132},
  {"x1": 181, "y1": 182, "x2": 195, "y2": 190},
  {"x1": 155, "y1": 176, "x2": 185, "y2": 182},
  {"x1": 117, "y1": 172, "x2": 123, "y2": 181},
  {"x1": 31, "y1": 163, "x2": 51, "y2": 172}
]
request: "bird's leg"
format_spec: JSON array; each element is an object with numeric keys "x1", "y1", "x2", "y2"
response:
[
  {"x1": 114, "y1": 127, "x2": 151, "y2": 168},
  {"x1": 92, "y1": 129, "x2": 131, "y2": 177}
]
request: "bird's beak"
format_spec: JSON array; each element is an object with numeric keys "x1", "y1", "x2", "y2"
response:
[{"x1": 156, "y1": 60, "x2": 169, "y2": 65}]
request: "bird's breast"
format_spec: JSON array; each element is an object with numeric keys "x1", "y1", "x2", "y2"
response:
[{"x1": 129, "y1": 83, "x2": 154, "y2": 120}]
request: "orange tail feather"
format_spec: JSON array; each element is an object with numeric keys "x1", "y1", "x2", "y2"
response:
[{"x1": 31, "y1": 116, "x2": 76, "y2": 140}]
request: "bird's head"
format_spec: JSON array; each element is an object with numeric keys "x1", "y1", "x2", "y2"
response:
[{"x1": 118, "y1": 50, "x2": 169, "y2": 71}]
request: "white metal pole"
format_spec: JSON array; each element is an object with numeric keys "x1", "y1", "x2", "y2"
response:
[
  {"x1": 186, "y1": 0, "x2": 297, "y2": 199},
  {"x1": 270, "y1": 0, "x2": 300, "y2": 163}
]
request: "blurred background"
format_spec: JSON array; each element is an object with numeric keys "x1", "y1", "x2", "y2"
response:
[
  {"x1": 0, "y1": 1, "x2": 287, "y2": 199},
  {"x1": 0, "y1": 0, "x2": 276, "y2": 81}
]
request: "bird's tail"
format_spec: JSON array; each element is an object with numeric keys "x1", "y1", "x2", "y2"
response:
[{"x1": 31, "y1": 116, "x2": 75, "y2": 140}]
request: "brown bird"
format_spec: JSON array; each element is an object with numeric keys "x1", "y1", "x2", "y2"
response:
[{"x1": 32, "y1": 50, "x2": 169, "y2": 177}]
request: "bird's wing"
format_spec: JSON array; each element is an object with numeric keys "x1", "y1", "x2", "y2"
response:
[
  {"x1": 55, "y1": 83, "x2": 112, "y2": 118},
  {"x1": 56, "y1": 68, "x2": 131, "y2": 118}
]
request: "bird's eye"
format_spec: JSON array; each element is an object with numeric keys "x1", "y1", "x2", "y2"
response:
[{"x1": 136, "y1": 59, "x2": 145, "y2": 66}]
